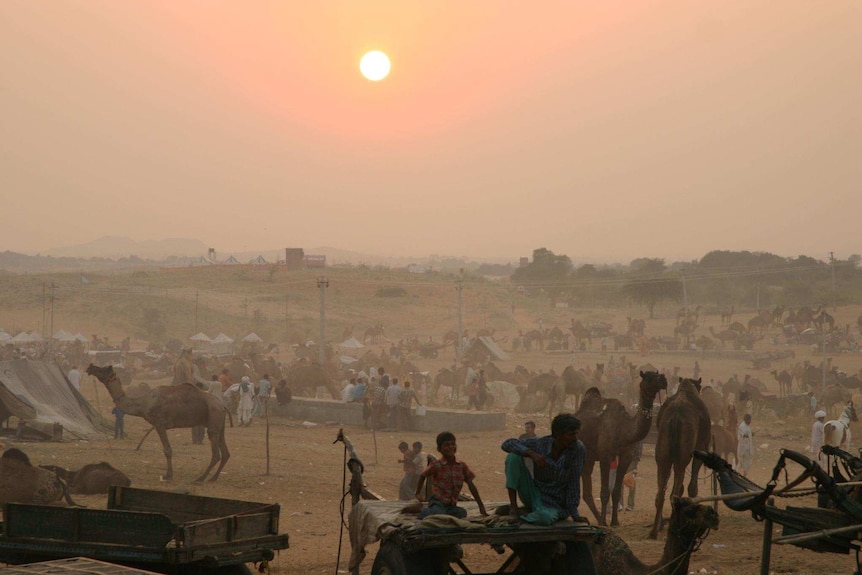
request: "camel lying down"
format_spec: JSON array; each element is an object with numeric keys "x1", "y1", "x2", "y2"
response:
[
  {"x1": 41, "y1": 461, "x2": 131, "y2": 495},
  {"x1": 0, "y1": 448, "x2": 78, "y2": 506}
]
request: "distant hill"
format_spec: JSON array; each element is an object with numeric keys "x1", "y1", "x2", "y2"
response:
[{"x1": 45, "y1": 237, "x2": 209, "y2": 259}]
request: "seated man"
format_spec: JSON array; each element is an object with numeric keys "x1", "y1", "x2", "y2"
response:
[{"x1": 500, "y1": 413, "x2": 587, "y2": 526}]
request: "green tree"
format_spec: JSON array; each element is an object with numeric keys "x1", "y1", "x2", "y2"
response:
[{"x1": 621, "y1": 262, "x2": 683, "y2": 319}]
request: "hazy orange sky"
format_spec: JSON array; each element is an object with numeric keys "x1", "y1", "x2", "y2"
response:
[{"x1": 2, "y1": 1, "x2": 860, "y2": 262}]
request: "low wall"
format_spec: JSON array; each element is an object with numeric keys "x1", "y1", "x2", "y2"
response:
[{"x1": 271, "y1": 398, "x2": 505, "y2": 432}]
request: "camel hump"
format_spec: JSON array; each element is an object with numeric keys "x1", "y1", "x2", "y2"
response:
[{"x1": 2, "y1": 448, "x2": 32, "y2": 465}]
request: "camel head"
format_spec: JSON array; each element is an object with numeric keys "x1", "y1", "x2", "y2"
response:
[
  {"x1": 640, "y1": 371, "x2": 668, "y2": 397},
  {"x1": 86, "y1": 364, "x2": 115, "y2": 383},
  {"x1": 670, "y1": 497, "x2": 719, "y2": 540},
  {"x1": 679, "y1": 377, "x2": 703, "y2": 392}
]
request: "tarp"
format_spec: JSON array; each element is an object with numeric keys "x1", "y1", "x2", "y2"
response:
[
  {"x1": 0, "y1": 359, "x2": 110, "y2": 439},
  {"x1": 339, "y1": 337, "x2": 365, "y2": 349},
  {"x1": 477, "y1": 336, "x2": 510, "y2": 361}
]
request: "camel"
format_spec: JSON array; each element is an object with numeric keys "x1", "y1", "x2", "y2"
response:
[
  {"x1": 699, "y1": 386, "x2": 726, "y2": 424},
  {"x1": 818, "y1": 383, "x2": 853, "y2": 418},
  {"x1": 44, "y1": 462, "x2": 132, "y2": 494},
  {"x1": 86, "y1": 364, "x2": 230, "y2": 482},
  {"x1": 592, "y1": 497, "x2": 719, "y2": 575},
  {"x1": 710, "y1": 405, "x2": 738, "y2": 466},
  {"x1": 650, "y1": 378, "x2": 711, "y2": 539},
  {"x1": 0, "y1": 448, "x2": 77, "y2": 507},
  {"x1": 522, "y1": 329, "x2": 544, "y2": 351},
  {"x1": 547, "y1": 364, "x2": 604, "y2": 418},
  {"x1": 814, "y1": 311, "x2": 836, "y2": 333},
  {"x1": 824, "y1": 402, "x2": 857, "y2": 450},
  {"x1": 626, "y1": 317, "x2": 646, "y2": 338},
  {"x1": 708, "y1": 326, "x2": 738, "y2": 348},
  {"x1": 284, "y1": 360, "x2": 341, "y2": 399},
  {"x1": 727, "y1": 321, "x2": 747, "y2": 334},
  {"x1": 569, "y1": 319, "x2": 592, "y2": 349},
  {"x1": 575, "y1": 371, "x2": 668, "y2": 527},
  {"x1": 747, "y1": 315, "x2": 768, "y2": 335},
  {"x1": 770, "y1": 369, "x2": 793, "y2": 398}
]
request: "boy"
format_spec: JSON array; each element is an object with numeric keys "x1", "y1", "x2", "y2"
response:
[
  {"x1": 398, "y1": 441, "x2": 420, "y2": 500},
  {"x1": 416, "y1": 431, "x2": 487, "y2": 518},
  {"x1": 111, "y1": 405, "x2": 125, "y2": 439}
]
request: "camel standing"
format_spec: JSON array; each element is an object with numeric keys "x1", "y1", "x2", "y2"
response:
[
  {"x1": 547, "y1": 364, "x2": 604, "y2": 416},
  {"x1": 824, "y1": 402, "x2": 858, "y2": 450},
  {"x1": 650, "y1": 378, "x2": 711, "y2": 539},
  {"x1": 770, "y1": 369, "x2": 793, "y2": 398},
  {"x1": 86, "y1": 364, "x2": 230, "y2": 482},
  {"x1": 592, "y1": 497, "x2": 719, "y2": 575},
  {"x1": 575, "y1": 371, "x2": 668, "y2": 527}
]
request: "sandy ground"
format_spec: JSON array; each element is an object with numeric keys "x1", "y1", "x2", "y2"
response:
[{"x1": 8, "y1": 307, "x2": 862, "y2": 575}]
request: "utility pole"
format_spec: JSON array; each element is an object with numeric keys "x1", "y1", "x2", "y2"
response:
[
  {"x1": 48, "y1": 282, "x2": 55, "y2": 355},
  {"x1": 756, "y1": 285, "x2": 761, "y2": 314},
  {"x1": 455, "y1": 272, "x2": 464, "y2": 362},
  {"x1": 681, "y1": 268, "x2": 688, "y2": 316},
  {"x1": 317, "y1": 277, "x2": 329, "y2": 365},
  {"x1": 483, "y1": 293, "x2": 488, "y2": 329},
  {"x1": 194, "y1": 290, "x2": 199, "y2": 333},
  {"x1": 830, "y1": 251, "x2": 836, "y2": 312},
  {"x1": 41, "y1": 283, "x2": 47, "y2": 338},
  {"x1": 285, "y1": 295, "x2": 290, "y2": 343}
]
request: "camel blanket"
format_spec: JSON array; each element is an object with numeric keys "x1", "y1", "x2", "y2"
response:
[{"x1": 348, "y1": 500, "x2": 507, "y2": 571}]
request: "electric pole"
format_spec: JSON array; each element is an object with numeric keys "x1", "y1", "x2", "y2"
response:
[
  {"x1": 48, "y1": 282, "x2": 55, "y2": 355},
  {"x1": 317, "y1": 277, "x2": 329, "y2": 365},
  {"x1": 455, "y1": 272, "x2": 464, "y2": 362},
  {"x1": 681, "y1": 268, "x2": 688, "y2": 316},
  {"x1": 194, "y1": 290, "x2": 199, "y2": 333},
  {"x1": 830, "y1": 251, "x2": 836, "y2": 312}
]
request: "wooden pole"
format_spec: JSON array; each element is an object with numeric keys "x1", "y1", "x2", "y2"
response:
[
  {"x1": 372, "y1": 426, "x2": 379, "y2": 465},
  {"x1": 760, "y1": 497, "x2": 774, "y2": 575},
  {"x1": 265, "y1": 399, "x2": 270, "y2": 475},
  {"x1": 773, "y1": 522, "x2": 862, "y2": 545},
  {"x1": 692, "y1": 480, "x2": 862, "y2": 504}
]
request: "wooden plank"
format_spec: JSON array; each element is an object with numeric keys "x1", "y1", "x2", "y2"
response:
[{"x1": 108, "y1": 487, "x2": 272, "y2": 524}]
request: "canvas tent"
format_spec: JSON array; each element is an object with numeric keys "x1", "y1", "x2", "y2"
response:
[
  {"x1": 11, "y1": 332, "x2": 42, "y2": 344},
  {"x1": 0, "y1": 359, "x2": 110, "y2": 440},
  {"x1": 242, "y1": 333, "x2": 263, "y2": 343},
  {"x1": 477, "y1": 336, "x2": 510, "y2": 361},
  {"x1": 211, "y1": 333, "x2": 234, "y2": 355},
  {"x1": 339, "y1": 337, "x2": 365, "y2": 350}
]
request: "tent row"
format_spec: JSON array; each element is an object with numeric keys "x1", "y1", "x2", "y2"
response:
[
  {"x1": 0, "y1": 331, "x2": 88, "y2": 345},
  {"x1": 189, "y1": 332, "x2": 264, "y2": 354}
]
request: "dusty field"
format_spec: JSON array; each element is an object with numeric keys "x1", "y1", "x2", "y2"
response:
[{"x1": 9, "y1": 305, "x2": 862, "y2": 575}]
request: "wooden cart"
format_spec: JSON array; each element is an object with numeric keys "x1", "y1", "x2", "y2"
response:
[
  {"x1": 349, "y1": 500, "x2": 602, "y2": 575},
  {"x1": 0, "y1": 486, "x2": 289, "y2": 575}
]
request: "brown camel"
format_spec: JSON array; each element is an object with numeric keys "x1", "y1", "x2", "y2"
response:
[
  {"x1": 86, "y1": 364, "x2": 230, "y2": 482},
  {"x1": 770, "y1": 369, "x2": 793, "y2": 398},
  {"x1": 547, "y1": 364, "x2": 604, "y2": 418},
  {"x1": 650, "y1": 378, "x2": 711, "y2": 539},
  {"x1": 699, "y1": 385, "x2": 726, "y2": 424},
  {"x1": 719, "y1": 305, "x2": 735, "y2": 325},
  {"x1": 592, "y1": 497, "x2": 719, "y2": 575},
  {"x1": 0, "y1": 448, "x2": 77, "y2": 506},
  {"x1": 284, "y1": 360, "x2": 341, "y2": 399},
  {"x1": 575, "y1": 370, "x2": 668, "y2": 527},
  {"x1": 708, "y1": 326, "x2": 738, "y2": 347},
  {"x1": 41, "y1": 462, "x2": 132, "y2": 494}
]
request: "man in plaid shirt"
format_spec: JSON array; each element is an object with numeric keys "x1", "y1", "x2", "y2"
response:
[{"x1": 501, "y1": 412, "x2": 586, "y2": 526}]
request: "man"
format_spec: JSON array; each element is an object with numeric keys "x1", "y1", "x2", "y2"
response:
[
  {"x1": 219, "y1": 369, "x2": 232, "y2": 392},
  {"x1": 501, "y1": 413, "x2": 586, "y2": 525},
  {"x1": 237, "y1": 376, "x2": 255, "y2": 426},
  {"x1": 257, "y1": 374, "x2": 272, "y2": 418},
  {"x1": 173, "y1": 349, "x2": 204, "y2": 444},
  {"x1": 342, "y1": 378, "x2": 357, "y2": 402},
  {"x1": 519, "y1": 421, "x2": 537, "y2": 440},
  {"x1": 811, "y1": 410, "x2": 827, "y2": 462},
  {"x1": 369, "y1": 378, "x2": 388, "y2": 430},
  {"x1": 737, "y1": 413, "x2": 755, "y2": 476},
  {"x1": 67, "y1": 366, "x2": 82, "y2": 391},
  {"x1": 385, "y1": 377, "x2": 403, "y2": 429},
  {"x1": 397, "y1": 380, "x2": 421, "y2": 431}
]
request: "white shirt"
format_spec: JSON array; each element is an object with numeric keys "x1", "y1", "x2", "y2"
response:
[
  {"x1": 738, "y1": 421, "x2": 754, "y2": 456},
  {"x1": 342, "y1": 383, "x2": 356, "y2": 402},
  {"x1": 68, "y1": 369, "x2": 81, "y2": 391},
  {"x1": 385, "y1": 384, "x2": 402, "y2": 407},
  {"x1": 811, "y1": 419, "x2": 825, "y2": 455}
]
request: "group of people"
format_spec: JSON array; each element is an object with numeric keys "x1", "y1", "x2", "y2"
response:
[{"x1": 342, "y1": 367, "x2": 423, "y2": 431}]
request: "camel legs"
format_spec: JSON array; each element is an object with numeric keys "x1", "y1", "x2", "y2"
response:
[
  {"x1": 649, "y1": 461, "x2": 673, "y2": 539},
  {"x1": 687, "y1": 457, "x2": 702, "y2": 498},
  {"x1": 581, "y1": 458, "x2": 603, "y2": 525},
  {"x1": 196, "y1": 430, "x2": 230, "y2": 482},
  {"x1": 597, "y1": 459, "x2": 612, "y2": 526},
  {"x1": 154, "y1": 427, "x2": 174, "y2": 481},
  {"x1": 609, "y1": 453, "x2": 633, "y2": 527}
]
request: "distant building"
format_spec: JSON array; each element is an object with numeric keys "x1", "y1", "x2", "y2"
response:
[
  {"x1": 407, "y1": 264, "x2": 426, "y2": 274},
  {"x1": 285, "y1": 248, "x2": 304, "y2": 268},
  {"x1": 519, "y1": 257, "x2": 529, "y2": 268},
  {"x1": 303, "y1": 254, "x2": 326, "y2": 268}
]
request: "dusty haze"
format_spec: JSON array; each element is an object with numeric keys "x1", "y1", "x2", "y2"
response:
[{"x1": 2, "y1": 1, "x2": 860, "y2": 261}]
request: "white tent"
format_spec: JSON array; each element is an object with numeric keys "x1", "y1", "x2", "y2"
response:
[
  {"x1": 249, "y1": 255, "x2": 268, "y2": 265},
  {"x1": 339, "y1": 337, "x2": 365, "y2": 349},
  {"x1": 73, "y1": 333, "x2": 88, "y2": 342},
  {"x1": 11, "y1": 332, "x2": 42, "y2": 344},
  {"x1": 190, "y1": 332, "x2": 212, "y2": 342},
  {"x1": 54, "y1": 330, "x2": 74, "y2": 341},
  {"x1": 211, "y1": 333, "x2": 234, "y2": 355},
  {"x1": 242, "y1": 333, "x2": 263, "y2": 343},
  {"x1": 0, "y1": 332, "x2": 11, "y2": 342}
]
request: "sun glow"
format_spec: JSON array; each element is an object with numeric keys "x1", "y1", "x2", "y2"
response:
[{"x1": 359, "y1": 51, "x2": 391, "y2": 81}]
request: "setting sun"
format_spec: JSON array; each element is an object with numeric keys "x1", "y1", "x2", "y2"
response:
[{"x1": 359, "y1": 51, "x2": 391, "y2": 81}]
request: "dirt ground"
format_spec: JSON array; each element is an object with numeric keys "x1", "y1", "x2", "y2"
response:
[{"x1": 10, "y1": 306, "x2": 862, "y2": 575}]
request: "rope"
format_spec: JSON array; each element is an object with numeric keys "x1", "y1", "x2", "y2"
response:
[{"x1": 642, "y1": 528, "x2": 711, "y2": 575}]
